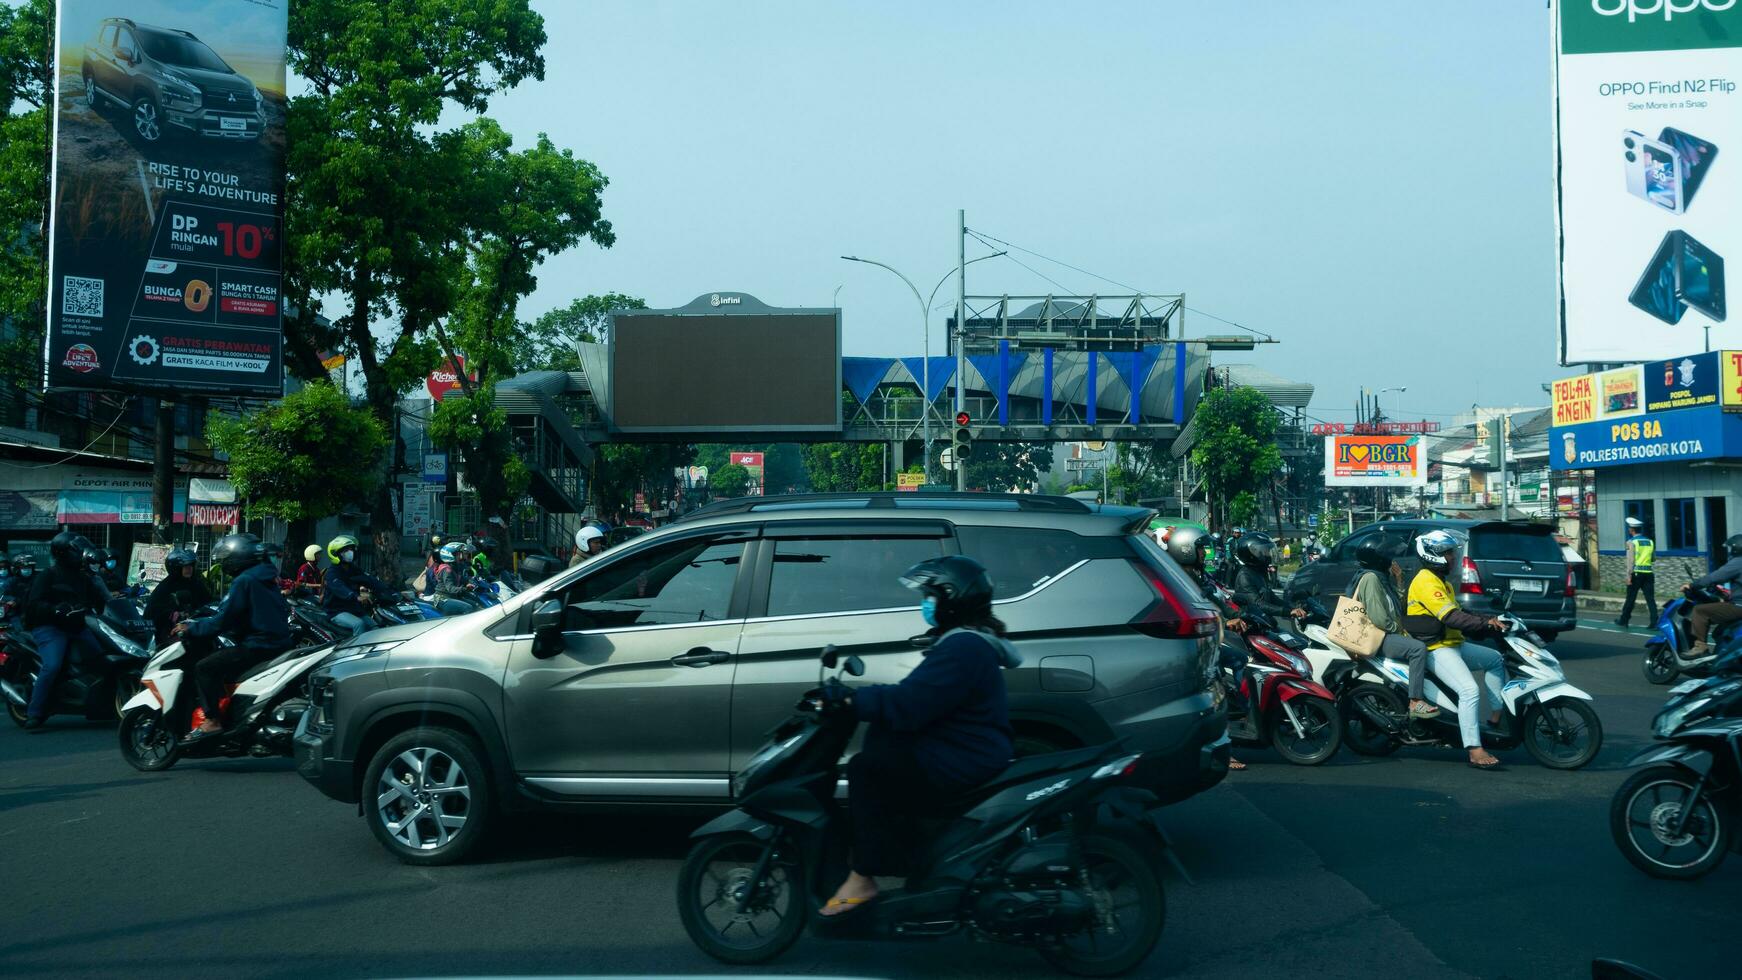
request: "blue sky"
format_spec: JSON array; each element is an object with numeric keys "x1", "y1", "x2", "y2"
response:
[{"x1": 482, "y1": 1, "x2": 1558, "y2": 424}]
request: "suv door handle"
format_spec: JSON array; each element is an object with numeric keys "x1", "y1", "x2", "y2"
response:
[{"x1": 671, "y1": 648, "x2": 730, "y2": 667}]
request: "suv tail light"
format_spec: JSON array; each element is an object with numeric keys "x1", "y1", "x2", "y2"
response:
[
  {"x1": 1129, "y1": 560, "x2": 1219, "y2": 638},
  {"x1": 1459, "y1": 557, "x2": 1483, "y2": 596},
  {"x1": 1565, "y1": 566, "x2": 1576, "y2": 597}
]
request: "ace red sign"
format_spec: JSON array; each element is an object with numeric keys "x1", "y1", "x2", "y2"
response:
[
  {"x1": 426, "y1": 357, "x2": 475, "y2": 402},
  {"x1": 730, "y1": 452, "x2": 764, "y2": 468}
]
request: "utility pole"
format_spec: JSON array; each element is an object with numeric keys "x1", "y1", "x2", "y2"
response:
[
  {"x1": 955, "y1": 208, "x2": 966, "y2": 492},
  {"x1": 152, "y1": 398, "x2": 175, "y2": 544},
  {"x1": 1498, "y1": 410, "x2": 1509, "y2": 521}
]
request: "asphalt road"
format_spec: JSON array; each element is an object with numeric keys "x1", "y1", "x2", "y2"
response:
[{"x1": 2, "y1": 624, "x2": 1735, "y2": 980}]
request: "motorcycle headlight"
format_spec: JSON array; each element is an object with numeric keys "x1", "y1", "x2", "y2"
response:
[
  {"x1": 1654, "y1": 697, "x2": 1711, "y2": 738},
  {"x1": 731, "y1": 733, "x2": 804, "y2": 798},
  {"x1": 1280, "y1": 649, "x2": 1310, "y2": 676},
  {"x1": 93, "y1": 618, "x2": 148, "y2": 660}
]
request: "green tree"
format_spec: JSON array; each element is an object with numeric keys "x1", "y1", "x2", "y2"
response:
[
  {"x1": 517, "y1": 292, "x2": 645, "y2": 372},
  {"x1": 591, "y1": 443, "x2": 696, "y2": 519},
  {"x1": 285, "y1": 0, "x2": 613, "y2": 563},
  {"x1": 1189, "y1": 386, "x2": 1282, "y2": 530},
  {"x1": 207, "y1": 383, "x2": 388, "y2": 548},
  {"x1": 958, "y1": 442, "x2": 1055, "y2": 493},
  {"x1": 0, "y1": 0, "x2": 50, "y2": 409},
  {"x1": 802, "y1": 443, "x2": 884, "y2": 492},
  {"x1": 710, "y1": 463, "x2": 750, "y2": 499},
  {"x1": 1109, "y1": 441, "x2": 1172, "y2": 505}
]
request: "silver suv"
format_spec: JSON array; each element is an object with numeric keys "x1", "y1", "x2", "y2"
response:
[{"x1": 294, "y1": 493, "x2": 1230, "y2": 864}]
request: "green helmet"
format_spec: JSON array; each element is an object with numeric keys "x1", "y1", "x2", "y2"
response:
[{"x1": 327, "y1": 535, "x2": 360, "y2": 564}]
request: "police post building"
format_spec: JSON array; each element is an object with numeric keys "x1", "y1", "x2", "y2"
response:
[{"x1": 1550, "y1": 352, "x2": 1742, "y2": 584}]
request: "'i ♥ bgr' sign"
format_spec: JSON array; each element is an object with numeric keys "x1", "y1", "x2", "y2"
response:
[
  {"x1": 1325, "y1": 435, "x2": 1426, "y2": 488},
  {"x1": 426, "y1": 356, "x2": 475, "y2": 401}
]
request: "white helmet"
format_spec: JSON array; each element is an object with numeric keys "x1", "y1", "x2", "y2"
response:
[
  {"x1": 575, "y1": 526, "x2": 605, "y2": 551},
  {"x1": 1625, "y1": 516, "x2": 1644, "y2": 529},
  {"x1": 1415, "y1": 529, "x2": 1459, "y2": 573}
]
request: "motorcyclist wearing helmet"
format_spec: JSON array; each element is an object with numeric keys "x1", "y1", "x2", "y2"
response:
[
  {"x1": 1167, "y1": 526, "x2": 1251, "y2": 765},
  {"x1": 1685, "y1": 534, "x2": 1742, "y2": 657},
  {"x1": 145, "y1": 548, "x2": 212, "y2": 649},
  {"x1": 320, "y1": 535, "x2": 397, "y2": 637},
  {"x1": 1351, "y1": 541, "x2": 1437, "y2": 720},
  {"x1": 818, "y1": 555, "x2": 1016, "y2": 917},
  {"x1": 95, "y1": 547, "x2": 126, "y2": 593},
  {"x1": 429, "y1": 541, "x2": 482, "y2": 616},
  {"x1": 19, "y1": 533, "x2": 111, "y2": 731},
  {"x1": 1404, "y1": 529, "x2": 1508, "y2": 769},
  {"x1": 1229, "y1": 533, "x2": 1306, "y2": 624},
  {"x1": 1, "y1": 553, "x2": 36, "y2": 626},
  {"x1": 569, "y1": 526, "x2": 606, "y2": 568},
  {"x1": 292, "y1": 545, "x2": 324, "y2": 597},
  {"x1": 171, "y1": 534, "x2": 292, "y2": 739}
]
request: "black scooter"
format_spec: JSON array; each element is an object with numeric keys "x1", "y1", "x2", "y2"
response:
[
  {"x1": 1610, "y1": 640, "x2": 1742, "y2": 880},
  {"x1": 1, "y1": 606, "x2": 151, "y2": 726},
  {"x1": 677, "y1": 646, "x2": 1168, "y2": 977}
]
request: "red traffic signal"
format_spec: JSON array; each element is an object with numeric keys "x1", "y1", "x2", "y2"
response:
[{"x1": 954, "y1": 411, "x2": 971, "y2": 427}]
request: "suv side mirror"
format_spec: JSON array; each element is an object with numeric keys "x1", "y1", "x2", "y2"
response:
[
  {"x1": 530, "y1": 599, "x2": 564, "y2": 659},
  {"x1": 116, "y1": 45, "x2": 135, "y2": 63}
]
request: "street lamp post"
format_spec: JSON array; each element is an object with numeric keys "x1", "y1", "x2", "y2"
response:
[{"x1": 842, "y1": 251, "x2": 1004, "y2": 485}]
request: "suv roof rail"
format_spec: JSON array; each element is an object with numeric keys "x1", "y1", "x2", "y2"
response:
[{"x1": 674, "y1": 491, "x2": 1095, "y2": 523}]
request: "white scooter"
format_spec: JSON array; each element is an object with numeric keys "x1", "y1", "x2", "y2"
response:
[
  {"x1": 1317, "y1": 614, "x2": 1603, "y2": 770},
  {"x1": 117, "y1": 637, "x2": 333, "y2": 771}
]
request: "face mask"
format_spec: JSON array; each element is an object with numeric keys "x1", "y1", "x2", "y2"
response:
[
  {"x1": 106, "y1": 559, "x2": 117, "y2": 569},
  {"x1": 18, "y1": 569, "x2": 31, "y2": 578},
  {"x1": 921, "y1": 596, "x2": 938, "y2": 627},
  {"x1": 341, "y1": 549, "x2": 356, "y2": 564}
]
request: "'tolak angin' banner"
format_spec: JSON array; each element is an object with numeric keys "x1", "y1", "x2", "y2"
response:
[{"x1": 43, "y1": 0, "x2": 288, "y2": 395}]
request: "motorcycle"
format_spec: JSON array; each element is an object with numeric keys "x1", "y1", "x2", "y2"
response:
[
  {"x1": 677, "y1": 646, "x2": 1168, "y2": 976},
  {"x1": 1326, "y1": 614, "x2": 1603, "y2": 769},
  {"x1": 1216, "y1": 600, "x2": 1342, "y2": 766},
  {"x1": 1, "y1": 606, "x2": 151, "y2": 727},
  {"x1": 1610, "y1": 641, "x2": 1742, "y2": 880},
  {"x1": 1642, "y1": 585, "x2": 1737, "y2": 685},
  {"x1": 118, "y1": 636, "x2": 333, "y2": 771}
]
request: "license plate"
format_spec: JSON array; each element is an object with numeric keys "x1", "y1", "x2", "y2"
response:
[
  {"x1": 220, "y1": 116, "x2": 247, "y2": 131},
  {"x1": 1670, "y1": 680, "x2": 1703, "y2": 696},
  {"x1": 1511, "y1": 579, "x2": 1547, "y2": 595}
]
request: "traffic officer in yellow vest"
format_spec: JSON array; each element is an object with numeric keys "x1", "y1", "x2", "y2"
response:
[{"x1": 1616, "y1": 516, "x2": 1657, "y2": 629}]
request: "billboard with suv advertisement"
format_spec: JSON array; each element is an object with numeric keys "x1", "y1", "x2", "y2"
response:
[
  {"x1": 44, "y1": 0, "x2": 288, "y2": 395},
  {"x1": 1552, "y1": 0, "x2": 1740, "y2": 364}
]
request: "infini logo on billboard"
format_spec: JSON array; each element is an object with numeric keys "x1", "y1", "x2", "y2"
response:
[{"x1": 1593, "y1": 0, "x2": 1735, "y2": 23}]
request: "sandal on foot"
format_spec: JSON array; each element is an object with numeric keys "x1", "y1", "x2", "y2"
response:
[
  {"x1": 819, "y1": 896, "x2": 876, "y2": 917},
  {"x1": 1228, "y1": 759, "x2": 1247, "y2": 771},
  {"x1": 1408, "y1": 701, "x2": 1441, "y2": 719},
  {"x1": 1467, "y1": 756, "x2": 1504, "y2": 771}
]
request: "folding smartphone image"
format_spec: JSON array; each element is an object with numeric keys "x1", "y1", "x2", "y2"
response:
[
  {"x1": 1630, "y1": 232, "x2": 1686, "y2": 324},
  {"x1": 1660, "y1": 127, "x2": 1718, "y2": 208},
  {"x1": 1623, "y1": 130, "x2": 1683, "y2": 213},
  {"x1": 1677, "y1": 231, "x2": 1726, "y2": 322}
]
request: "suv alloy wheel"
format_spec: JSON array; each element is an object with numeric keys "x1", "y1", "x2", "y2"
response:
[
  {"x1": 131, "y1": 95, "x2": 162, "y2": 142},
  {"x1": 363, "y1": 727, "x2": 493, "y2": 865}
]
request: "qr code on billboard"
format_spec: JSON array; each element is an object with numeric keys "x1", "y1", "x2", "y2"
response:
[{"x1": 62, "y1": 276, "x2": 104, "y2": 317}]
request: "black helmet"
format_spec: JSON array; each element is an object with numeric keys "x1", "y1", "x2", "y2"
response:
[
  {"x1": 81, "y1": 545, "x2": 105, "y2": 571},
  {"x1": 11, "y1": 553, "x2": 36, "y2": 575},
  {"x1": 164, "y1": 548, "x2": 197, "y2": 573},
  {"x1": 1727, "y1": 534, "x2": 1742, "y2": 560},
  {"x1": 1166, "y1": 526, "x2": 1208, "y2": 569},
  {"x1": 1233, "y1": 532, "x2": 1275, "y2": 568},
  {"x1": 1355, "y1": 540, "x2": 1395, "y2": 573},
  {"x1": 212, "y1": 533, "x2": 267, "y2": 577},
  {"x1": 49, "y1": 531, "x2": 92, "y2": 570},
  {"x1": 900, "y1": 555, "x2": 995, "y2": 630}
]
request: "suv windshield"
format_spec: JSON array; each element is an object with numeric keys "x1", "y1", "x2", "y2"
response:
[
  {"x1": 138, "y1": 30, "x2": 231, "y2": 72},
  {"x1": 1468, "y1": 528, "x2": 1562, "y2": 562}
]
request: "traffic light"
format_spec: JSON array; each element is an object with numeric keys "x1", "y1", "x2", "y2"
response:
[
  {"x1": 954, "y1": 411, "x2": 971, "y2": 427},
  {"x1": 952, "y1": 419, "x2": 973, "y2": 460}
]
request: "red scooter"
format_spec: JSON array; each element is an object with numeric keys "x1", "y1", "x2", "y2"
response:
[{"x1": 1218, "y1": 597, "x2": 1343, "y2": 765}]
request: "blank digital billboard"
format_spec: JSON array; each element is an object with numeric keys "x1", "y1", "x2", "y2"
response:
[{"x1": 610, "y1": 312, "x2": 841, "y2": 433}]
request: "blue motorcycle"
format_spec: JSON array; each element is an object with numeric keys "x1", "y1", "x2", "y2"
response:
[{"x1": 1644, "y1": 585, "x2": 1737, "y2": 685}]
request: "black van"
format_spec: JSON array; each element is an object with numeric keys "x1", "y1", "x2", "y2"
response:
[{"x1": 1289, "y1": 519, "x2": 1576, "y2": 640}]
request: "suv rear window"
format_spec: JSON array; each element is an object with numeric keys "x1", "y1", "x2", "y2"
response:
[
  {"x1": 1468, "y1": 528, "x2": 1563, "y2": 563},
  {"x1": 955, "y1": 526, "x2": 1114, "y2": 594}
]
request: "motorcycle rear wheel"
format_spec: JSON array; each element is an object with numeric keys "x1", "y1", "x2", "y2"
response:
[
  {"x1": 1339, "y1": 683, "x2": 1402, "y2": 757},
  {"x1": 1271, "y1": 698, "x2": 1342, "y2": 765},
  {"x1": 1522, "y1": 699, "x2": 1602, "y2": 770},
  {"x1": 678, "y1": 833, "x2": 807, "y2": 965},
  {"x1": 1610, "y1": 766, "x2": 1729, "y2": 880},
  {"x1": 119, "y1": 706, "x2": 181, "y2": 771},
  {"x1": 1037, "y1": 831, "x2": 1165, "y2": 977},
  {"x1": 5, "y1": 660, "x2": 38, "y2": 727},
  {"x1": 1641, "y1": 643, "x2": 1678, "y2": 685}
]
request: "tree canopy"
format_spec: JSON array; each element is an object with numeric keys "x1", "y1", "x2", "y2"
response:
[
  {"x1": 517, "y1": 293, "x2": 644, "y2": 372},
  {"x1": 207, "y1": 382, "x2": 388, "y2": 523},
  {"x1": 0, "y1": 0, "x2": 50, "y2": 405},
  {"x1": 1188, "y1": 386, "x2": 1282, "y2": 529}
]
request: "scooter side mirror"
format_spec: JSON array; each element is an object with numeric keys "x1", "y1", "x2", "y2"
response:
[
  {"x1": 843, "y1": 655, "x2": 866, "y2": 677},
  {"x1": 819, "y1": 644, "x2": 840, "y2": 669}
]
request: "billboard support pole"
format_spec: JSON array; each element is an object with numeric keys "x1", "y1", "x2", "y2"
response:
[
  {"x1": 955, "y1": 208, "x2": 966, "y2": 492},
  {"x1": 153, "y1": 398, "x2": 175, "y2": 544}
]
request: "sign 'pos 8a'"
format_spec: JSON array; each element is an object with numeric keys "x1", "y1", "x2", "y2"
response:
[
  {"x1": 43, "y1": 0, "x2": 289, "y2": 395},
  {"x1": 1553, "y1": 0, "x2": 1740, "y2": 363}
]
